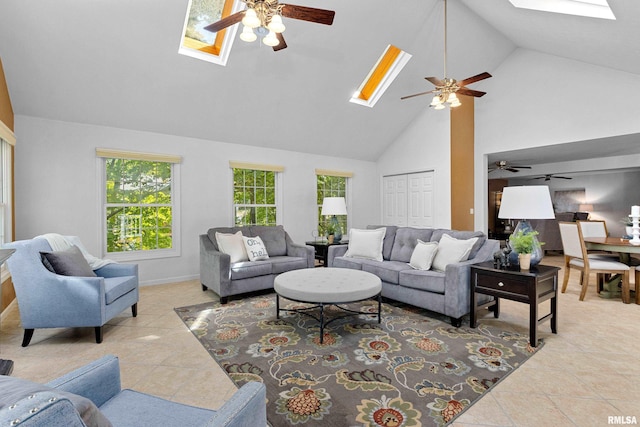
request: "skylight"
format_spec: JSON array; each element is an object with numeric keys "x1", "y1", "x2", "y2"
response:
[
  {"x1": 350, "y1": 45, "x2": 412, "y2": 108},
  {"x1": 509, "y1": 0, "x2": 615, "y2": 20}
]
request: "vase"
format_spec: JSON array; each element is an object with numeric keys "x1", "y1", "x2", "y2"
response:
[
  {"x1": 507, "y1": 220, "x2": 544, "y2": 267},
  {"x1": 519, "y1": 253, "x2": 531, "y2": 270},
  {"x1": 626, "y1": 226, "x2": 633, "y2": 236}
]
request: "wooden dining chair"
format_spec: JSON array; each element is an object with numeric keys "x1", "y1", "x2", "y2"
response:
[
  {"x1": 558, "y1": 222, "x2": 631, "y2": 302},
  {"x1": 577, "y1": 220, "x2": 620, "y2": 259}
]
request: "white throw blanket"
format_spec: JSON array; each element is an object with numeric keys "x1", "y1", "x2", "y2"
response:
[{"x1": 39, "y1": 233, "x2": 113, "y2": 270}]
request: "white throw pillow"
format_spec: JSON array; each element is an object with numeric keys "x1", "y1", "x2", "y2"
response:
[
  {"x1": 242, "y1": 235, "x2": 270, "y2": 261},
  {"x1": 215, "y1": 231, "x2": 249, "y2": 263},
  {"x1": 344, "y1": 227, "x2": 386, "y2": 262},
  {"x1": 408, "y1": 240, "x2": 439, "y2": 270},
  {"x1": 431, "y1": 234, "x2": 478, "y2": 272}
]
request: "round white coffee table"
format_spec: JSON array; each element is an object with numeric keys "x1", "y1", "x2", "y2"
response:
[{"x1": 274, "y1": 268, "x2": 382, "y2": 343}]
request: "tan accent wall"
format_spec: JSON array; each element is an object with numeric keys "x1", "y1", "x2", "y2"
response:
[
  {"x1": 450, "y1": 95, "x2": 475, "y2": 231},
  {"x1": 0, "y1": 57, "x2": 15, "y2": 313}
]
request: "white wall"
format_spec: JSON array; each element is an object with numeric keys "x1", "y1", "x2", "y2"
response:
[
  {"x1": 378, "y1": 48, "x2": 640, "y2": 234},
  {"x1": 14, "y1": 115, "x2": 379, "y2": 285},
  {"x1": 474, "y1": 48, "x2": 640, "y2": 231}
]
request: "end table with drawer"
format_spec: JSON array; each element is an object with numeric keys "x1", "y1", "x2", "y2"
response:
[
  {"x1": 470, "y1": 261, "x2": 560, "y2": 347},
  {"x1": 305, "y1": 240, "x2": 348, "y2": 267}
]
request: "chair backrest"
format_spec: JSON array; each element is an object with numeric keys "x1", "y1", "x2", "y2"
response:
[
  {"x1": 578, "y1": 220, "x2": 608, "y2": 238},
  {"x1": 558, "y1": 221, "x2": 588, "y2": 260}
]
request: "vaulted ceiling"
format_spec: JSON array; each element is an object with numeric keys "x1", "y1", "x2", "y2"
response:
[{"x1": 1, "y1": 0, "x2": 639, "y2": 162}]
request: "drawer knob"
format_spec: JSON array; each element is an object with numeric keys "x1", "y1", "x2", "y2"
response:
[{"x1": 498, "y1": 282, "x2": 505, "y2": 287}]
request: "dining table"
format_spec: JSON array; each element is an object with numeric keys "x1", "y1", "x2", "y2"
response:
[{"x1": 583, "y1": 237, "x2": 640, "y2": 304}]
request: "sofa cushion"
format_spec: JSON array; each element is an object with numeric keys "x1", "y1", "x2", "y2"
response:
[
  {"x1": 332, "y1": 256, "x2": 364, "y2": 270},
  {"x1": 243, "y1": 236, "x2": 270, "y2": 261},
  {"x1": 389, "y1": 228, "x2": 435, "y2": 262},
  {"x1": 104, "y1": 276, "x2": 137, "y2": 305},
  {"x1": 41, "y1": 245, "x2": 97, "y2": 277},
  {"x1": 230, "y1": 261, "x2": 272, "y2": 280},
  {"x1": 367, "y1": 225, "x2": 397, "y2": 260},
  {"x1": 269, "y1": 256, "x2": 308, "y2": 274},
  {"x1": 0, "y1": 375, "x2": 113, "y2": 427},
  {"x1": 431, "y1": 229, "x2": 486, "y2": 259},
  {"x1": 399, "y1": 269, "x2": 446, "y2": 294},
  {"x1": 216, "y1": 231, "x2": 249, "y2": 263},
  {"x1": 431, "y1": 234, "x2": 478, "y2": 272},
  {"x1": 362, "y1": 260, "x2": 411, "y2": 285},
  {"x1": 409, "y1": 240, "x2": 439, "y2": 270},
  {"x1": 344, "y1": 228, "x2": 386, "y2": 261},
  {"x1": 249, "y1": 225, "x2": 287, "y2": 256}
]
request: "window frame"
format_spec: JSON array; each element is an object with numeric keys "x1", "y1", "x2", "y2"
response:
[
  {"x1": 97, "y1": 150, "x2": 181, "y2": 261},
  {"x1": 0, "y1": 121, "x2": 14, "y2": 283},
  {"x1": 231, "y1": 166, "x2": 282, "y2": 226},
  {"x1": 316, "y1": 170, "x2": 351, "y2": 237}
]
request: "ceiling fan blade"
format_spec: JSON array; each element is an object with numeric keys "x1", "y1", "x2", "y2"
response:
[
  {"x1": 401, "y1": 90, "x2": 435, "y2": 100},
  {"x1": 457, "y1": 87, "x2": 486, "y2": 98},
  {"x1": 273, "y1": 32, "x2": 287, "y2": 51},
  {"x1": 506, "y1": 168, "x2": 521, "y2": 173},
  {"x1": 281, "y1": 4, "x2": 335, "y2": 25},
  {"x1": 203, "y1": 11, "x2": 245, "y2": 33},
  {"x1": 458, "y1": 72, "x2": 492, "y2": 87},
  {"x1": 512, "y1": 166, "x2": 532, "y2": 169},
  {"x1": 556, "y1": 176, "x2": 573, "y2": 179},
  {"x1": 425, "y1": 77, "x2": 444, "y2": 87}
]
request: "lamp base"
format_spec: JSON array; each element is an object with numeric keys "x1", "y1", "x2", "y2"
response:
[
  {"x1": 507, "y1": 220, "x2": 544, "y2": 267},
  {"x1": 330, "y1": 216, "x2": 342, "y2": 242}
]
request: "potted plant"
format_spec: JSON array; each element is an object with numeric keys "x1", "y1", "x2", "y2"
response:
[
  {"x1": 508, "y1": 230, "x2": 541, "y2": 270},
  {"x1": 621, "y1": 217, "x2": 633, "y2": 236},
  {"x1": 326, "y1": 222, "x2": 336, "y2": 244}
]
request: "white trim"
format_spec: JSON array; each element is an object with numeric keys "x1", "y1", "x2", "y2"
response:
[{"x1": 0, "y1": 120, "x2": 15, "y2": 146}]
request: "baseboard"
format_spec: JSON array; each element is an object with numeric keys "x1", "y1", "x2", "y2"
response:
[
  {"x1": 0, "y1": 298, "x2": 17, "y2": 322},
  {"x1": 139, "y1": 274, "x2": 199, "y2": 287}
]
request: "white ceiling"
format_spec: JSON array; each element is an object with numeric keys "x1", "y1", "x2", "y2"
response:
[{"x1": 1, "y1": 0, "x2": 639, "y2": 162}]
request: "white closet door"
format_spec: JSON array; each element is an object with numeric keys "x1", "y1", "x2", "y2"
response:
[
  {"x1": 407, "y1": 171, "x2": 434, "y2": 227},
  {"x1": 383, "y1": 175, "x2": 407, "y2": 226},
  {"x1": 383, "y1": 171, "x2": 434, "y2": 227}
]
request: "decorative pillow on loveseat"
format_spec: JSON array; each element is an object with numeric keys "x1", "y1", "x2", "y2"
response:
[
  {"x1": 408, "y1": 239, "x2": 439, "y2": 270},
  {"x1": 344, "y1": 227, "x2": 386, "y2": 262},
  {"x1": 40, "y1": 245, "x2": 97, "y2": 277},
  {"x1": 243, "y1": 236, "x2": 270, "y2": 261},
  {"x1": 431, "y1": 234, "x2": 478, "y2": 272},
  {"x1": 215, "y1": 231, "x2": 249, "y2": 263}
]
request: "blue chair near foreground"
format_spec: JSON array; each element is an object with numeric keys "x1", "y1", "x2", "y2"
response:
[
  {"x1": 4, "y1": 237, "x2": 139, "y2": 346},
  {"x1": 0, "y1": 354, "x2": 267, "y2": 427}
]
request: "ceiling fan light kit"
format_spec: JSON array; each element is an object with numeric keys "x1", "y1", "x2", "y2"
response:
[
  {"x1": 204, "y1": 0, "x2": 335, "y2": 52},
  {"x1": 401, "y1": 0, "x2": 491, "y2": 110}
]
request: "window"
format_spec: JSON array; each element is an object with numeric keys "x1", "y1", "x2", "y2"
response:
[
  {"x1": 233, "y1": 168, "x2": 278, "y2": 226},
  {"x1": 98, "y1": 149, "x2": 181, "y2": 260},
  {"x1": 0, "y1": 121, "x2": 15, "y2": 283},
  {"x1": 316, "y1": 170, "x2": 351, "y2": 236}
]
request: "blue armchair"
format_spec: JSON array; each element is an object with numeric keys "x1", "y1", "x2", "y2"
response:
[
  {"x1": 0, "y1": 354, "x2": 267, "y2": 427},
  {"x1": 4, "y1": 237, "x2": 139, "y2": 346}
]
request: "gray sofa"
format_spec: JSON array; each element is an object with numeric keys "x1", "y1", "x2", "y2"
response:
[
  {"x1": 200, "y1": 225, "x2": 314, "y2": 303},
  {"x1": 327, "y1": 226, "x2": 499, "y2": 326}
]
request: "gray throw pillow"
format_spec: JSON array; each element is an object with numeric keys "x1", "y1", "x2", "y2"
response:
[
  {"x1": 40, "y1": 245, "x2": 97, "y2": 277},
  {"x1": 0, "y1": 376, "x2": 113, "y2": 427}
]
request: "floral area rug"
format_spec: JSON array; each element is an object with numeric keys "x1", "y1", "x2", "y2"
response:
[{"x1": 175, "y1": 294, "x2": 540, "y2": 426}]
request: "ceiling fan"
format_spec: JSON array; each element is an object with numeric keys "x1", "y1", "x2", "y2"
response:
[
  {"x1": 531, "y1": 174, "x2": 573, "y2": 181},
  {"x1": 203, "y1": 0, "x2": 335, "y2": 51},
  {"x1": 488, "y1": 160, "x2": 532, "y2": 173},
  {"x1": 401, "y1": 0, "x2": 491, "y2": 108}
]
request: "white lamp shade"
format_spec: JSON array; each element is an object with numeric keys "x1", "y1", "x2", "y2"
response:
[
  {"x1": 263, "y1": 30, "x2": 279, "y2": 47},
  {"x1": 239, "y1": 26, "x2": 257, "y2": 42},
  {"x1": 321, "y1": 197, "x2": 347, "y2": 216},
  {"x1": 241, "y1": 8, "x2": 261, "y2": 28},
  {"x1": 267, "y1": 14, "x2": 285, "y2": 33},
  {"x1": 498, "y1": 185, "x2": 555, "y2": 219}
]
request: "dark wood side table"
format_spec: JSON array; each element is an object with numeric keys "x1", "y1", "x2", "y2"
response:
[
  {"x1": 470, "y1": 261, "x2": 560, "y2": 347},
  {"x1": 0, "y1": 248, "x2": 16, "y2": 375},
  {"x1": 305, "y1": 240, "x2": 348, "y2": 267}
]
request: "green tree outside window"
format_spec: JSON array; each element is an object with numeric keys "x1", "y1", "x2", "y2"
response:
[
  {"x1": 233, "y1": 168, "x2": 277, "y2": 226},
  {"x1": 317, "y1": 175, "x2": 347, "y2": 237},
  {"x1": 105, "y1": 158, "x2": 173, "y2": 252}
]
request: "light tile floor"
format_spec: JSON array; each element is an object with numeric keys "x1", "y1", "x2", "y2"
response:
[{"x1": 1, "y1": 255, "x2": 638, "y2": 426}]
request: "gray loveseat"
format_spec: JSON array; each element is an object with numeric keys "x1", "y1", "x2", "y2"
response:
[
  {"x1": 200, "y1": 225, "x2": 314, "y2": 303},
  {"x1": 327, "y1": 226, "x2": 499, "y2": 326}
]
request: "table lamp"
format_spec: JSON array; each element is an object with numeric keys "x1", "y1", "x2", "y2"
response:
[
  {"x1": 321, "y1": 197, "x2": 347, "y2": 242},
  {"x1": 498, "y1": 185, "x2": 555, "y2": 266}
]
